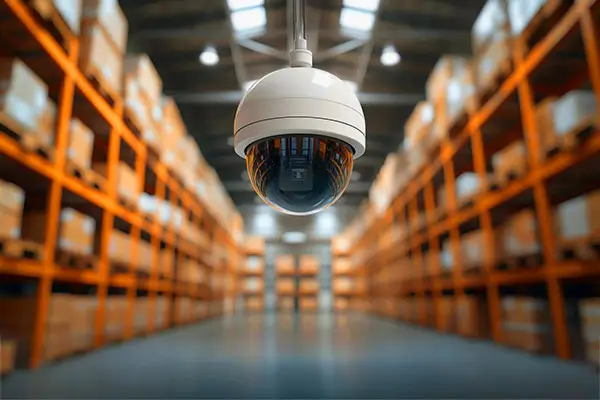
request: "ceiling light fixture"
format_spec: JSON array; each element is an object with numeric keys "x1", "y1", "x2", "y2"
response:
[
  {"x1": 231, "y1": 6, "x2": 267, "y2": 31},
  {"x1": 380, "y1": 45, "x2": 401, "y2": 66},
  {"x1": 199, "y1": 46, "x2": 219, "y2": 66},
  {"x1": 282, "y1": 231, "x2": 307, "y2": 244},
  {"x1": 340, "y1": 8, "x2": 376, "y2": 32}
]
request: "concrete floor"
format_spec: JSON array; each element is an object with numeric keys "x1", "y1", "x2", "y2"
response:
[{"x1": 1, "y1": 313, "x2": 598, "y2": 399}]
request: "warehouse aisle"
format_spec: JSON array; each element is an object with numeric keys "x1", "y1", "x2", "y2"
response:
[{"x1": 2, "y1": 313, "x2": 597, "y2": 399}]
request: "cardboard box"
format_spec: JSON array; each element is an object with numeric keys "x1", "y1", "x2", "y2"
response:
[
  {"x1": 426, "y1": 56, "x2": 470, "y2": 104},
  {"x1": 38, "y1": 99, "x2": 56, "y2": 148},
  {"x1": 245, "y1": 236, "x2": 265, "y2": 254},
  {"x1": 0, "y1": 180, "x2": 24, "y2": 240},
  {"x1": 405, "y1": 101, "x2": 434, "y2": 150},
  {"x1": 438, "y1": 297, "x2": 456, "y2": 331},
  {"x1": 503, "y1": 322, "x2": 553, "y2": 353},
  {"x1": 472, "y1": 0, "x2": 509, "y2": 55},
  {"x1": 123, "y1": 75, "x2": 159, "y2": 148},
  {"x1": 160, "y1": 250, "x2": 174, "y2": 278},
  {"x1": 299, "y1": 255, "x2": 319, "y2": 274},
  {"x1": 245, "y1": 297, "x2": 263, "y2": 311},
  {"x1": 493, "y1": 140, "x2": 528, "y2": 185},
  {"x1": 502, "y1": 296, "x2": 550, "y2": 325},
  {"x1": 22, "y1": 208, "x2": 95, "y2": 255},
  {"x1": 244, "y1": 256, "x2": 264, "y2": 273},
  {"x1": 82, "y1": 0, "x2": 128, "y2": 54},
  {"x1": 474, "y1": 31, "x2": 511, "y2": 94},
  {"x1": 0, "y1": 339, "x2": 16, "y2": 375},
  {"x1": 107, "y1": 230, "x2": 130, "y2": 267},
  {"x1": 332, "y1": 259, "x2": 351, "y2": 275},
  {"x1": 30, "y1": 0, "x2": 82, "y2": 34},
  {"x1": 160, "y1": 97, "x2": 187, "y2": 148},
  {"x1": 333, "y1": 277, "x2": 355, "y2": 293},
  {"x1": 299, "y1": 279, "x2": 319, "y2": 293},
  {"x1": 579, "y1": 298, "x2": 600, "y2": 340},
  {"x1": 79, "y1": 24, "x2": 123, "y2": 95},
  {"x1": 456, "y1": 296, "x2": 488, "y2": 337},
  {"x1": 334, "y1": 298, "x2": 350, "y2": 311},
  {"x1": 136, "y1": 240, "x2": 153, "y2": 273},
  {"x1": 124, "y1": 54, "x2": 162, "y2": 105},
  {"x1": 276, "y1": 255, "x2": 295, "y2": 275},
  {"x1": 0, "y1": 57, "x2": 49, "y2": 131},
  {"x1": 277, "y1": 278, "x2": 295, "y2": 293},
  {"x1": 68, "y1": 118, "x2": 94, "y2": 169},
  {"x1": 300, "y1": 298, "x2": 318, "y2": 310},
  {"x1": 93, "y1": 162, "x2": 139, "y2": 205},
  {"x1": 456, "y1": 172, "x2": 484, "y2": 203},
  {"x1": 502, "y1": 209, "x2": 541, "y2": 257},
  {"x1": 243, "y1": 277, "x2": 263, "y2": 292},
  {"x1": 44, "y1": 323, "x2": 72, "y2": 361},
  {"x1": 555, "y1": 190, "x2": 600, "y2": 247}
]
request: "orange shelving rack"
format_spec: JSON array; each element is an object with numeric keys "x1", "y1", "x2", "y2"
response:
[
  {"x1": 0, "y1": 0, "x2": 243, "y2": 369},
  {"x1": 343, "y1": 0, "x2": 600, "y2": 363},
  {"x1": 240, "y1": 236, "x2": 265, "y2": 312}
]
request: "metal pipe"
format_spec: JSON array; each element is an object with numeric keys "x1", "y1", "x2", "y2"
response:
[{"x1": 293, "y1": 0, "x2": 306, "y2": 47}]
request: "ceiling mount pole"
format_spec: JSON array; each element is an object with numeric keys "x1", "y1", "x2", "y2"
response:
[{"x1": 289, "y1": 0, "x2": 312, "y2": 67}]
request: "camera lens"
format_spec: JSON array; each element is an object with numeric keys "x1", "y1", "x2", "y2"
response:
[{"x1": 245, "y1": 135, "x2": 354, "y2": 215}]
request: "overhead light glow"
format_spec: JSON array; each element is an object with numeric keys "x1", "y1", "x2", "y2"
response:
[
  {"x1": 282, "y1": 231, "x2": 307, "y2": 244},
  {"x1": 380, "y1": 45, "x2": 400, "y2": 66},
  {"x1": 231, "y1": 7, "x2": 266, "y2": 32},
  {"x1": 243, "y1": 79, "x2": 258, "y2": 91},
  {"x1": 343, "y1": 0, "x2": 380, "y2": 12},
  {"x1": 340, "y1": 8, "x2": 375, "y2": 32},
  {"x1": 227, "y1": 0, "x2": 264, "y2": 11},
  {"x1": 351, "y1": 171, "x2": 361, "y2": 182},
  {"x1": 199, "y1": 46, "x2": 219, "y2": 66},
  {"x1": 344, "y1": 80, "x2": 358, "y2": 92}
]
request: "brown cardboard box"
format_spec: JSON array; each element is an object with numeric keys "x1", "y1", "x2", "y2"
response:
[
  {"x1": 244, "y1": 256, "x2": 264, "y2": 274},
  {"x1": 123, "y1": 75, "x2": 159, "y2": 148},
  {"x1": 276, "y1": 255, "x2": 295, "y2": 275},
  {"x1": 82, "y1": 0, "x2": 128, "y2": 54},
  {"x1": 22, "y1": 208, "x2": 95, "y2": 255},
  {"x1": 332, "y1": 259, "x2": 351, "y2": 275},
  {"x1": 299, "y1": 255, "x2": 319, "y2": 274},
  {"x1": 38, "y1": 99, "x2": 56, "y2": 148},
  {"x1": 493, "y1": 141, "x2": 528, "y2": 185},
  {"x1": 277, "y1": 278, "x2": 295, "y2": 294},
  {"x1": 299, "y1": 279, "x2": 319, "y2": 293},
  {"x1": 123, "y1": 54, "x2": 162, "y2": 105},
  {"x1": 585, "y1": 340, "x2": 599, "y2": 365},
  {"x1": 300, "y1": 298, "x2": 319, "y2": 310},
  {"x1": 471, "y1": 0, "x2": 509, "y2": 54},
  {"x1": 30, "y1": 0, "x2": 82, "y2": 34},
  {"x1": 160, "y1": 250, "x2": 174, "y2": 278},
  {"x1": 405, "y1": 101, "x2": 434, "y2": 150},
  {"x1": 503, "y1": 323, "x2": 553, "y2": 353},
  {"x1": 0, "y1": 180, "x2": 24, "y2": 240},
  {"x1": 426, "y1": 56, "x2": 470, "y2": 104},
  {"x1": 245, "y1": 236, "x2": 265, "y2": 254},
  {"x1": 333, "y1": 277, "x2": 354, "y2": 293},
  {"x1": 0, "y1": 339, "x2": 16, "y2": 375},
  {"x1": 79, "y1": 24, "x2": 123, "y2": 95},
  {"x1": 438, "y1": 297, "x2": 456, "y2": 332},
  {"x1": 245, "y1": 297, "x2": 263, "y2": 311},
  {"x1": 579, "y1": 298, "x2": 600, "y2": 341},
  {"x1": 334, "y1": 298, "x2": 349, "y2": 311},
  {"x1": 0, "y1": 211, "x2": 21, "y2": 240},
  {"x1": 556, "y1": 190, "x2": 600, "y2": 251},
  {"x1": 136, "y1": 240, "x2": 153, "y2": 274},
  {"x1": 108, "y1": 230, "x2": 130, "y2": 267},
  {"x1": 68, "y1": 118, "x2": 94, "y2": 169},
  {"x1": 502, "y1": 296, "x2": 550, "y2": 325},
  {"x1": 502, "y1": 210, "x2": 541, "y2": 257},
  {"x1": 474, "y1": 31, "x2": 511, "y2": 95},
  {"x1": 0, "y1": 58, "x2": 49, "y2": 133},
  {"x1": 93, "y1": 162, "x2": 140, "y2": 205},
  {"x1": 160, "y1": 97, "x2": 187, "y2": 149},
  {"x1": 456, "y1": 296, "x2": 488, "y2": 337},
  {"x1": 44, "y1": 323, "x2": 71, "y2": 361}
]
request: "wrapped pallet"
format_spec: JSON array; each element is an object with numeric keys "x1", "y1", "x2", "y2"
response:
[
  {"x1": 493, "y1": 140, "x2": 528, "y2": 185},
  {"x1": 68, "y1": 119, "x2": 94, "y2": 169},
  {"x1": 579, "y1": 298, "x2": 600, "y2": 365},
  {"x1": 502, "y1": 209, "x2": 541, "y2": 258},
  {"x1": 0, "y1": 180, "x2": 25, "y2": 241},
  {"x1": 502, "y1": 296, "x2": 553, "y2": 353},
  {"x1": 555, "y1": 189, "x2": 600, "y2": 259}
]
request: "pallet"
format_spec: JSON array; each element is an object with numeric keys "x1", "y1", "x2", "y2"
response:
[
  {"x1": 494, "y1": 167, "x2": 528, "y2": 189},
  {"x1": 0, "y1": 238, "x2": 44, "y2": 260},
  {"x1": 0, "y1": 112, "x2": 55, "y2": 162},
  {"x1": 55, "y1": 249, "x2": 98, "y2": 270},
  {"x1": 559, "y1": 238, "x2": 600, "y2": 261},
  {"x1": 463, "y1": 264, "x2": 484, "y2": 275},
  {"x1": 545, "y1": 120, "x2": 599, "y2": 159},
  {"x1": 64, "y1": 159, "x2": 107, "y2": 191},
  {"x1": 82, "y1": 63, "x2": 120, "y2": 107},
  {"x1": 496, "y1": 252, "x2": 544, "y2": 270},
  {"x1": 117, "y1": 194, "x2": 137, "y2": 212}
]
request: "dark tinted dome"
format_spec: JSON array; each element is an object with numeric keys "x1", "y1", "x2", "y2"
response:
[{"x1": 245, "y1": 135, "x2": 354, "y2": 215}]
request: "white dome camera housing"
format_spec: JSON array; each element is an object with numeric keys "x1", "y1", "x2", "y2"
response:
[{"x1": 233, "y1": 3, "x2": 366, "y2": 216}]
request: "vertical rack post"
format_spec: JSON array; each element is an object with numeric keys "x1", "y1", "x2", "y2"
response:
[
  {"x1": 30, "y1": 36, "x2": 78, "y2": 369},
  {"x1": 424, "y1": 181, "x2": 442, "y2": 330},
  {"x1": 514, "y1": 38, "x2": 570, "y2": 359}
]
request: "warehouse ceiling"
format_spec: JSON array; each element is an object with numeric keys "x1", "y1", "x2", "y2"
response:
[{"x1": 121, "y1": 0, "x2": 485, "y2": 237}]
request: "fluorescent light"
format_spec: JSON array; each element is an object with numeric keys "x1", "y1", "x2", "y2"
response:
[
  {"x1": 231, "y1": 7, "x2": 266, "y2": 32},
  {"x1": 227, "y1": 0, "x2": 264, "y2": 11},
  {"x1": 343, "y1": 0, "x2": 380, "y2": 12},
  {"x1": 344, "y1": 80, "x2": 358, "y2": 92},
  {"x1": 380, "y1": 45, "x2": 400, "y2": 66},
  {"x1": 282, "y1": 231, "x2": 307, "y2": 244},
  {"x1": 199, "y1": 46, "x2": 219, "y2": 66},
  {"x1": 243, "y1": 79, "x2": 258, "y2": 91},
  {"x1": 340, "y1": 8, "x2": 375, "y2": 31}
]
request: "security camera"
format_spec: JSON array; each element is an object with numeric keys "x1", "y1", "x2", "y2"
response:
[{"x1": 233, "y1": 1, "x2": 366, "y2": 216}]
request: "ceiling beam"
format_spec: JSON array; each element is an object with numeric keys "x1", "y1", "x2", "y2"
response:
[
  {"x1": 237, "y1": 39, "x2": 289, "y2": 61},
  {"x1": 169, "y1": 90, "x2": 424, "y2": 106}
]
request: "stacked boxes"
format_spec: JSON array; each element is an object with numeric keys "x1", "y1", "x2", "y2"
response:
[
  {"x1": 105, "y1": 296, "x2": 126, "y2": 342},
  {"x1": 245, "y1": 236, "x2": 265, "y2": 254},
  {"x1": 0, "y1": 180, "x2": 24, "y2": 240},
  {"x1": 159, "y1": 97, "x2": 187, "y2": 173},
  {"x1": 536, "y1": 91, "x2": 598, "y2": 157},
  {"x1": 508, "y1": 0, "x2": 555, "y2": 37},
  {"x1": 438, "y1": 297, "x2": 456, "y2": 332},
  {"x1": 456, "y1": 296, "x2": 488, "y2": 337},
  {"x1": 455, "y1": 172, "x2": 485, "y2": 204},
  {"x1": 493, "y1": 141, "x2": 528, "y2": 185},
  {"x1": 277, "y1": 278, "x2": 295, "y2": 294},
  {"x1": 472, "y1": 0, "x2": 512, "y2": 95},
  {"x1": 0, "y1": 58, "x2": 52, "y2": 146},
  {"x1": 502, "y1": 296, "x2": 553, "y2": 353},
  {"x1": 178, "y1": 259, "x2": 205, "y2": 284},
  {"x1": 23, "y1": 208, "x2": 96, "y2": 256},
  {"x1": 79, "y1": 0, "x2": 127, "y2": 95},
  {"x1": 426, "y1": 56, "x2": 473, "y2": 145},
  {"x1": 579, "y1": 298, "x2": 600, "y2": 365},
  {"x1": 300, "y1": 297, "x2": 318, "y2": 311},
  {"x1": 404, "y1": 102, "x2": 434, "y2": 175},
  {"x1": 461, "y1": 231, "x2": 486, "y2": 271},
  {"x1": 68, "y1": 119, "x2": 94, "y2": 169},
  {"x1": 93, "y1": 162, "x2": 139, "y2": 205},
  {"x1": 159, "y1": 250, "x2": 174, "y2": 278},
  {"x1": 0, "y1": 339, "x2": 16, "y2": 375},
  {"x1": 176, "y1": 297, "x2": 192, "y2": 322},
  {"x1": 501, "y1": 210, "x2": 540, "y2": 259},
  {"x1": 299, "y1": 279, "x2": 319, "y2": 294},
  {"x1": 30, "y1": 0, "x2": 82, "y2": 34},
  {"x1": 334, "y1": 298, "x2": 349, "y2": 311},
  {"x1": 243, "y1": 277, "x2": 263, "y2": 293},
  {"x1": 299, "y1": 255, "x2": 319, "y2": 275},
  {"x1": 123, "y1": 55, "x2": 162, "y2": 150},
  {"x1": 333, "y1": 277, "x2": 355, "y2": 293},
  {"x1": 245, "y1": 297, "x2": 264, "y2": 312},
  {"x1": 107, "y1": 230, "x2": 131, "y2": 268},
  {"x1": 555, "y1": 189, "x2": 600, "y2": 258},
  {"x1": 154, "y1": 297, "x2": 168, "y2": 329},
  {"x1": 332, "y1": 258, "x2": 351, "y2": 275},
  {"x1": 276, "y1": 255, "x2": 295, "y2": 275},
  {"x1": 244, "y1": 256, "x2": 264, "y2": 274},
  {"x1": 133, "y1": 297, "x2": 149, "y2": 335}
]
